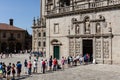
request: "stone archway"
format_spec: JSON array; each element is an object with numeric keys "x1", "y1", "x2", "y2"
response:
[
  {"x1": 1, "y1": 42, "x2": 7, "y2": 52},
  {"x1": 9, "y1": 42, "x2": 15, "y2": 53},
  {"x1": 16, "y1": 42, "x2": 22, "y2": 53},
  {"x1": 51, "y1": 39, "x2": 62, "y2": 59}
]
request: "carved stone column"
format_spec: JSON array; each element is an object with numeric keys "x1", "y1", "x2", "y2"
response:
[
  {"x1": 109, "y1": 36, "x2": 112, "y2": 64},
  {"x1": 80, "y1": 38, "x2": 83, "y2": 56},
  {"x1": 101, "y1": 36, "x2": 104, "y2": 64},
  {"x1": 93, "y1": 37, "x2": 96, "y2": 61}
]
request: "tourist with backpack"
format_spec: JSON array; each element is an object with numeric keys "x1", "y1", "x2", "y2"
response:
[
  {"x1": 53, "y1": 58, "x2": 57, "y2": 71},
  {"x1": 24, "y1": 59, "x2": 27, "y2": 74},
  {"x1": 27, "y1": 61, "x2": 32, "y2": 75},
  {"x1": 16, "y1": 61, "x2": 22, "y2": 77},
  {"x1": 42, "y1": 60, "x2": 46, "y2": 74},
  {"x1": 61, "y1": 57, "x2": 65, "y2": 70},
  {"x1": 7, "y1": 63, "x2": 11, "y2": 80}
]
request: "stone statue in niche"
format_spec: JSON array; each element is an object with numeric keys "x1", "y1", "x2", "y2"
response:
[
  {"x1": 85, "y1": 19, "x2": 90, "y2": 34},
  {"x1": 75, "y1": 25, "x2": 80, "y2": 34},
  {"x1": 96, "y1": 23, "x2": 101, "y2": 34},
  {"x1": 71, "y1": 18, "x2": 77, "y2": 30}
]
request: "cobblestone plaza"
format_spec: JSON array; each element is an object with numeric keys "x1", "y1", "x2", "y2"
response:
[{"x1": 0, "y1": 54, "x2": 120, "y2": 80}]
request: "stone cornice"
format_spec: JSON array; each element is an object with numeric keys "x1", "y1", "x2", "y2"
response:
[
  {"x1": 73, "y1": 18, "x2": 105, "y2": 24},
  {"x1": 67, "y1": 33, "x2": 113, "y2": 38}
]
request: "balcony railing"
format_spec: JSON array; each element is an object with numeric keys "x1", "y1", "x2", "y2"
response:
[
  {"x1": 75, "y1": 3, "x2": 89, "y2": 10},
  {"x1": 46, "y1": 0, "x2": 120, "y2": 15}
]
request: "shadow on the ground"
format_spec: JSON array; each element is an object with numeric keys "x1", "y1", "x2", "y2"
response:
[
  {"x1": 14, "y1": 75, "x2": 30, "y2": 80},
  {"x1": 13, "y1": 64, "x2": 92, "y2": 80}
]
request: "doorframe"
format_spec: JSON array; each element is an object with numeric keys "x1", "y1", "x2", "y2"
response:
[
  {"x1": 53, "y1": 45, "x2": 60, "y2": 59},
  {"x1": 82, "y1": 39, "x2": 93, "y2": 62}
]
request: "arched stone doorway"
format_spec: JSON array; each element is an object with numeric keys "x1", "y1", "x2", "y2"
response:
[
  {"x1": 1, "y1": 42, "x2": 7, "y2": 52},
  {"x1": 9, "y1": 42, "x2": 15, "y2": 53},
  {"x1": 16, "y1": 43, "x2": 22, "y2": 53},
  {"x1": 51, "y1": 39, "x2": 62, "y2": 59}
]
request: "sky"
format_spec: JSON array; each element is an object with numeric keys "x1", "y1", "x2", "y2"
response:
[{"x1": 0, "y1": 0, "x2": 40, "y2": 34}]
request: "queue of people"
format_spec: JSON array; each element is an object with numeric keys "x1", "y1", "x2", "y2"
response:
[
  {"x1": 0, "y1": 53, "x2": 91, "y2": 79},
  {"x1": 0, "y1": 61, "x2": 22, "y2": 80},
  {"x1": 37, "y1": 53, "x2": 91, "y2": 74}
]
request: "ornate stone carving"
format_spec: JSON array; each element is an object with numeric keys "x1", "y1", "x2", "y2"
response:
[
  {"x1": 75, "y1": 24, "x2": 80, "y2": 34},
  {"x1": 95, "y1": 41, "x2": 101, "y2": 58},
  {"x1": 96, "y1": 23, "x2": 101, "y2": 34},
  {"x1": 84, "y1": 17, "x2": 90, "y2": 34},
  {"x1": 69, "y1": 39, "x2": 75, "y2": 56},
  {"x1": 69, "y1": 38, "x2": 81, "y2": 56},
  {"x1": 103, "y1": 41, "x2": 109, "y2": 58},
  {"x1": 75, "y1": 39, "x2": 80, "y2": 54},
  {"x1": 71, "y1": 18, "x2": 77, "y2": 23}
]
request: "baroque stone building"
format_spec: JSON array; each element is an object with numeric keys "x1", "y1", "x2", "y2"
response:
[
  {"x1": 37, "y1": 0, "x2": 120, "y2": 64},
  {"x1": 0, "y1": 19, "x2": 32, "y2": 53},
  {"x1": 0, "y1": 19, "x2": 27, "y2": 53}
]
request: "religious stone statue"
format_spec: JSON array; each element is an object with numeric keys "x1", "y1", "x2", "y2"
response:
[
  {"x1": 96, "y1": 24, "x2": 101, "y2": 34},
  {"x1": 85, "y1": 20, "x2": 90, "y2": 34},
  {"x1": 76, "y1": 25, "x2": 80, "y2": 34}
]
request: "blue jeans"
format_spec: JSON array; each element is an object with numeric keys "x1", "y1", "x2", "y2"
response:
[{"x1": 28, "y1": 68, "x2": 31, "y2": 75}]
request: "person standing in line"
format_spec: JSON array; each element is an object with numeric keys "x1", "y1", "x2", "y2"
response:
[
  {"x1": 33, "y1": 60, "x2": 37, "y2": 73},
  {"x1": 53, "y1": 58, "x2": 57, "y2": 71},
  {"x1": 49, "y1": 56, "x2": 52, "y2": 71},
  {"x1": 6, "y1": 63, "x2": 11, "y2": 80},
  {"x1": 64, "y1": 57, "x2": 67, "y2": 68},
  {"x1": 79, "y1": 55, "x2": 83, "y2": 64},
  {"x1": 27, "y1": 61, "x2": 32, "y2": 75},
  {"x1": 67, "y1": 56, "x2": 70, "y2": 68},
  {"x1": 40, "y1": 59, "x2": 43, "y2": 73},
  {"x1": 16, "y1": 61, "x2": 22, "y2": 77},
  {"x1": 11, "y1": 63, "x2": 16, "y2": 79},
  {"x1": 2, "y1": 62, "x2": 6, "y2": 78},
  {"x1": 70, "y1": 56, "x2": 73, "y2": 67},
  {"x1": 86, "y1": 53, "x2": 90, "y2": 63},
  {"x1": 61, "y1": 57, "x2": 65, "y2": 70},
  {"x1": 24, "y1": 59, "x2": 28, "y2": 74},
  {"x1": 42, "y1": 60, "x2": 46, "y2": 74},
  {"x1": 45, "y1": 59, "x2": 48, "y2": 72}
]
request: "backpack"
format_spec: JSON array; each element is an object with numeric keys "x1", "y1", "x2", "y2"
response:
[
  {"x1": 42, "y1": 61, "x2": 45, "y2": 65},
  {"x1": 0, "y1": 65, "x2": 2, "y2": 70},
  {"x1": 24, "y1": 61, "x2": 27, "y2": 67}
]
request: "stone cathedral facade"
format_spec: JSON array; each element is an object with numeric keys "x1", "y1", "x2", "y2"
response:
[
  {"x1": 32, "y1": 17, "x2": 46, "y2": 54},
  {"x1": 33, "y1": 0, "x2": 120, "y2": 64}
]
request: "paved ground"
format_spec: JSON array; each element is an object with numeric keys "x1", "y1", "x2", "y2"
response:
[{"x1": 0, "y1": 54, "x2": 120, "y2": 80}]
